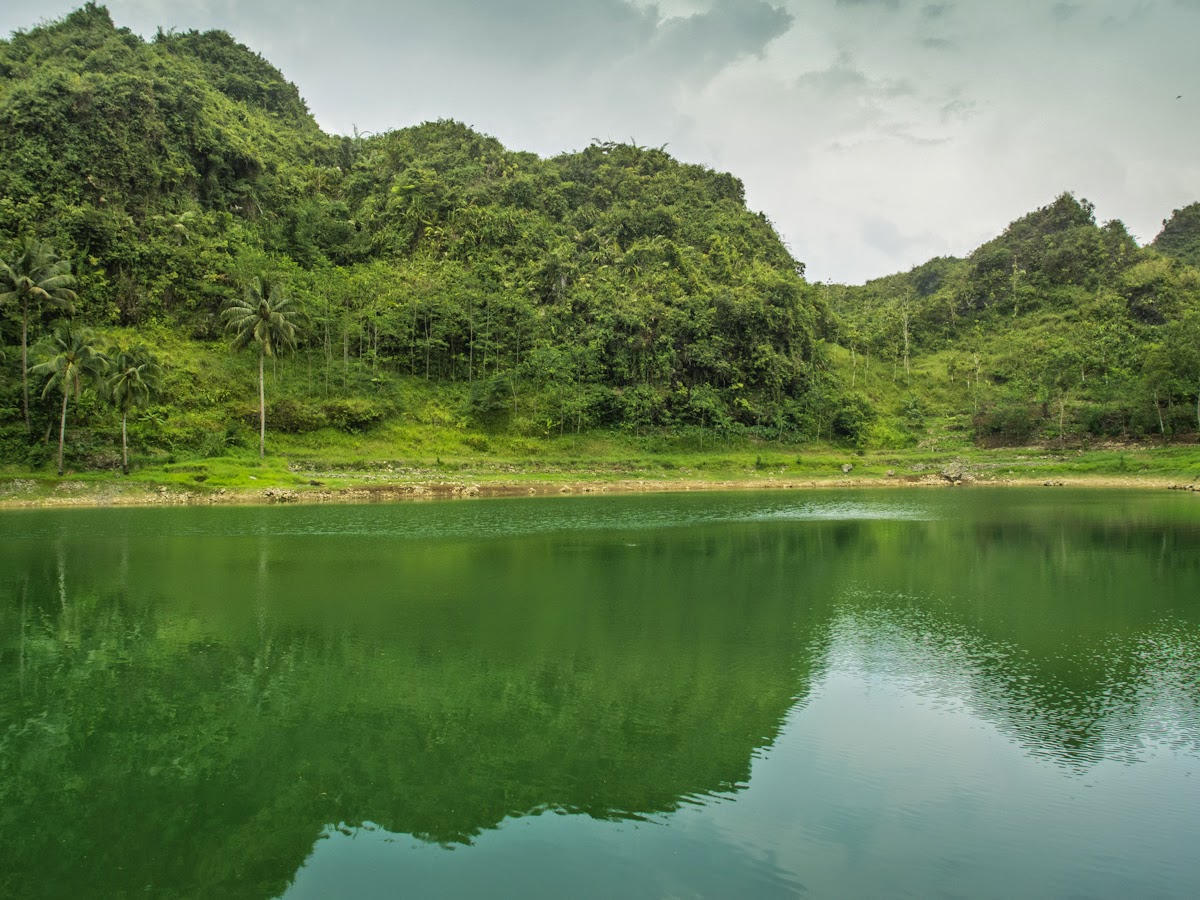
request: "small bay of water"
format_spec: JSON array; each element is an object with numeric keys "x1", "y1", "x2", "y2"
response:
[{"x1": 1, "y1": 488, "x2": 1198, "y2": 898}]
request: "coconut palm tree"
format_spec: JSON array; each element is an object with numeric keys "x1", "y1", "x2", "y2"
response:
[
  {"x1": 0, "y1": 238, "x2": 78, "y2": 428},
  {"x1": 105, "y1": 345, "x2": 161, "y2": 474},
  {"x1": 30, "y1": 325, "x2": 109, "y2": 476},
  {"x1": 222, "y1": 276, "x2": 303, "y2": 458}
]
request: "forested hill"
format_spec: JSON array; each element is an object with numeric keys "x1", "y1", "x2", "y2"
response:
[
  {"x1": 2, "y1": 5, "x2": 1199, "y2": 472},
  {"x1": 1, "y1": 4, "x2": 834, "y2": 458},
  {"x1": 827, "y1": 194, "x2": 1200, "y2": 447}
]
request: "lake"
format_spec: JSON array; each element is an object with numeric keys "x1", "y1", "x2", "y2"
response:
[{"x1": 2, "y1": 488, "x2": 1199, "y2": 898}]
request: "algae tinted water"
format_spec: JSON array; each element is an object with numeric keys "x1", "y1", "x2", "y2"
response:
[{"x1": 1, "y1": 489, "x2": 1198, "y2": 898}]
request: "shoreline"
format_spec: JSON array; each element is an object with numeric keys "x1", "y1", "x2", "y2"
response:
[{"x1": 1, "y1": 472, "x2": 1195, "y2": 510}]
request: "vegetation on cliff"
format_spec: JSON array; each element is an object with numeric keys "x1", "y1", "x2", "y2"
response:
[
  {"x1": 1, "y1": 5, "x2": 1198, "y2": 480},
  {"x1": 828, "y1": 194, "x2": 1200, "y2": 448}
]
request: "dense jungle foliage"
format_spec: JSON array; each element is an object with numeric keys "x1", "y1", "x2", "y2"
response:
[
  {"x1": 0, "y1": 5, "x2": 831, "y2": 470},
  {"x1": 1, "y1": 4, "x2": 1199, "y2": 473},
  {"x1": 829, "y1": 195, "x2": 1200, "y2": 447}
]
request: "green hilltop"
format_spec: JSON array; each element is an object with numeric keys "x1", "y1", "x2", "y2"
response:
[
  {"x1": 829, "y1": 195, "x2": 1200, "y2": 449},
  {"x1": 1, "y1": 3, "x2": 1199, "y2": 482}
]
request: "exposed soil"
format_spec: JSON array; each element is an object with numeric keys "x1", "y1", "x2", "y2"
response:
[{"x1": 1, "y1": 472, "x2": 1195, "y2": 510}]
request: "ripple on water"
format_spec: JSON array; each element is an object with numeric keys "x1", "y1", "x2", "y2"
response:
[
  {"x1": 0, "y1": 490, "x2": 941, "y2": 543},
  {"x1": 724, "y1": 498, "x2": 936, "y2": 523}
]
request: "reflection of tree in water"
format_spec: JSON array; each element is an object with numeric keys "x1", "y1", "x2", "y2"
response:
[
  {"x1": 0, "y1": 524, "x2": 830, "y2": 900},
  {"x1": 965, "y1": 515, "x2": 1200, "y2": 765},
  {"x1": 823, "y1": 511, "x2": 1200, "y2": 769},
  {"x1": 825, "y1": 601, "x2": 1200, "y2": 771},
  {"x1": 0, "y1": 499, "x2": 1197, "y2": 899}
]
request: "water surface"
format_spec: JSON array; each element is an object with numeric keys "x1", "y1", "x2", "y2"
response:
[{"x1": 1, "y1": 489, "x2": 1198, "y2": 898}]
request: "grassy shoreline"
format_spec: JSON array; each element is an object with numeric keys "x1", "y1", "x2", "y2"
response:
[{"x1": 3, "y1": 444, "x2": 1198, "y2": 509}]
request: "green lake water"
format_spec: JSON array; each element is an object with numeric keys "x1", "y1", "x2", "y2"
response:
[{"x1": 1, "y1": 488, "x2": 1199, "y2": 898}]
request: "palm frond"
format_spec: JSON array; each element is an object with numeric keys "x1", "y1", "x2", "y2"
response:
[{"x1": 221, "y1": 275, "x2": 305, "y2": 358}]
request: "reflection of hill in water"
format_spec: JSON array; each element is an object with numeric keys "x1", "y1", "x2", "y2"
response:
[
  {"x1": 825, "y1": 603, "x2": 1200, "y2": 770},
  {"x1": 0, "y1": 522, "x2": 830, "y2": 899},
  {"x1": 1, "y1": 492, "x2": 1198, "y2": 898},
  {"x1": 820, "y1": 509, "x2": 1200, "y2": 768}
]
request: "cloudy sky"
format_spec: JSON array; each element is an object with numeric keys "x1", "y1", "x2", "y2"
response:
[{"x1": 2, "y1": 1, "x2": 1198, "y2": 283}]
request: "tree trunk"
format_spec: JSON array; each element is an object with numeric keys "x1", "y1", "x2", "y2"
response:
[
  {"x1": 259, "y1": 348, "x2": 266, "y2": 458},
  {"x1": 122, "y1": 412, "x2": 129, "y2": 475},
  {"x1": 19, "y1": 580, "x2": 27, "y2": 684},
  {"x1": 57, "y1": 388, "x2": 68, "y2": 476},
  {"x1": 410, "y1": 303, "x2": 417, "y2": 377},
  {"x1": 1154, "y1": 388, "x2": 1165, "y2": 437},
  {"x1": 483, "y1": 302, "x2": 491, "y2": 377},
  {"x1": 424, "y1": 316, "x2": 432, "y2": 380},
  {"x1": 21, "y1": 302, "x2": 29, "y2": 429}
]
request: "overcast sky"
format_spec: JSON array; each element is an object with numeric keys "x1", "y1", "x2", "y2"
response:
[{"x1": 3, "y1": 1, "x2": 1198, "y2": 283}]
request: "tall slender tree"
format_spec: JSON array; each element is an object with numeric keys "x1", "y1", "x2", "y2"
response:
[
  {"x1": 0, "y1": 238, "x2": 78, "y2": 428},
  {"x1": 30, "y1": 325, "x2": 109, "y2": 476},
  {"x1": 105, "y1": 345, "x2": 162, "y2": 474},
  {"x1": 222, "y1": 276, "x2": 303, "y2": 457}
]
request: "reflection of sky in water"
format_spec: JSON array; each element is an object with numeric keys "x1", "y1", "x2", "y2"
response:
[
  {"x1": 284, "y1": 597, "x2": 1200, "y2": 900},
  {"x1": 826, "y1": 598, "x2": 1200, "y2": 767},
  {"x1": 285, "y1": 813, "x2": 802, "y2": 899},
  {"x1": 704, "y1": 671, "x2": 1200, "y2": 899},
  {"x1": 712, "y1": 604, "x2": 1200, "y2": 898}
]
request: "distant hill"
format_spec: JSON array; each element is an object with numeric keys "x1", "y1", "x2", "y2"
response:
[{"x1": 828, "y1": 193, "x2": 1200, "y2": 446}]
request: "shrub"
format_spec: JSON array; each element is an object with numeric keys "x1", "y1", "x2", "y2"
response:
[
  {"x1": 321, "y1": 397, "x2": 385, "y2": 432},
  {"x1": 463, "y1": 377, "x2": 512, "y2": 428},
  {"x1": 902, "y1": 395, "x2": 927, "y2": 427},
  {"x1": 266, "y1": 399, "x2": 325, "y2": 433},
  {"x1": 831, "y1": 392, "x2": 876, "y2": 445},
  {"x1": 974, "y1": 401, "x2": 1040, "y2": 444}
]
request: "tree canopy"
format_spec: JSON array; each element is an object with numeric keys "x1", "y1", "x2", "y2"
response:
[
  {"x1": 829, "y1": 193, "x2": 1200, "y2": 445},
  {"x1": 0, "y1": 5, "x2": 830, "y2": 449},
  {"x1": 1, "y1": 5, "x2": 1198, "y2": 466}
]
